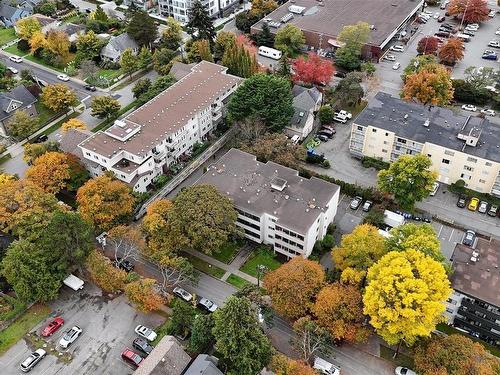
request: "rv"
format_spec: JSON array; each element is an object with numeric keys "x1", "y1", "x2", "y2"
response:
[
  {"x1": 383, "y1": 210, "x2": 406, "y2": 229},
  {"x1": 63, "y1": 274, "x2": 84, "y2": 291},
  {"x1": 258, "y1": 46, "x2": 283, "y2": 60},
  {"x1": 313, "y1": 357, "x2": 341, "y2": 375}
]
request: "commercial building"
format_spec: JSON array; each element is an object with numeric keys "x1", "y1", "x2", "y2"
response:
[
  {"x1": 349, "y1": 92, "x2": 500, "y2": 196},
  {"x1": 250, "y1": 0, "x2": 423, "y2": 61},
  {"x1": 445, "y1": 238, "x2": 500, "y2": 347},
  {"x1": 196, "y1": 148, "x2": 340, "y2": 258},
  {"x1": 158, "y1": 0, "x2": 239, "y2": 23},
  {"x1": 78, "y1": 61, "x2": 241, "y2": 192}
]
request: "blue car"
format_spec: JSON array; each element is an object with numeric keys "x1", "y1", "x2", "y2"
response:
[{"x1": 482, "y1": 54, "x2": 498, "y2": 60}]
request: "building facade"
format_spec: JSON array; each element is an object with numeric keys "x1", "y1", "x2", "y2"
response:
[
  {"x1": 158, "y1": 0, "x2": 238, "y2": 23},
  {"x1": 78, "y1": 61, "x2": 241, "y2": 192},
  {"x1": 349, "y1": 92, "x2": 500, "y2": 196},
  {"x1": 196, "y1": 149, "x2": 340, "y2": 258}
]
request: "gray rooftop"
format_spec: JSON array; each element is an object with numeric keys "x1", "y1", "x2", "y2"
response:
[
  {"x1": 195, "y1": 148, "x2": 339, "y2": 234},
  {"x1": 0, "y1": 3, "x2": 20, "y2": 19},
  {"x1": 356, "y1": 92, "x2": 500, "y2": 163},
  {"x1": 184, "y1": 354, "x2": 223, "y2": 375},
  {"x1": 133, "y1": 336, "x2": 190, "y2": 375},
  {"x1": 169, "y1": 62, "x2": 196, "y2": 80},
  {"x1": 108, "y1": 32, "x2": 138, "y2": 52},
  {"x1": 0, "y1": 86, "x2": 37, "y2": 121}
]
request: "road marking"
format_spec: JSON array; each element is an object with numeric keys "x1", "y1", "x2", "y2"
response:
[
  {"x1": 81, "y1": 95, "x2": 91, "y2": 102},
  {"x1": 437, "y1": 224, "x2": 444, "y2": 237},
  {"x1": 449, "y1": 228, "x2": 455, "y2": 242}
]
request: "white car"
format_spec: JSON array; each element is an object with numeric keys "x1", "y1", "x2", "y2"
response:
[
  {"x1": 461, "y1": 104, "x2": 477, "y2": 112},
  {"x1": 488, "y1": 40, "x2": 500, "y2": 48},
  {"x1": 430, "y1": 182, "x2": 440, "y2": 196},
  {"x1": 384, "y1": 54, "x2": 396, "y2": 61},
  {"x1": 395, "y1": 367, "x2": 417, "y2": 375},
  {"x1": 135, "y1": 325, "x2": 157, "y2": 342},
  {"x1": 480, "y1": 109, "x2": 496, "y2": 116},
  {"x1": 390, "y1": 45, "x2": 404, "y2": 52},
  {"x1": 9, "y1": 55, "x2": 23, "y2": 63},
  {"x1": 434, "y1": 12, "x2": 440, "y2": 18},
  {"x1": 467, "y1": 23, "x2": 479, "y2": 28},
  {"x1": 172, "y1": 286, "x2": 193, "y2": 302},
  {"x1": 7, "y1": 66, "x2": 18, "y2": 74},
  {"x1": 465, "y1": 25, "x2": 479, "y2": 31},
  {"x1": 392, "y1": 62, "x2": 401, "y2": 70},
  {"x1": 197, "y1": 297, "x2": 218, "y2": 312},
  {"x1": 496, "y1": 27, "x2": 500, "y2": 35},
  {"x1": 489, "y1": 10, "x2": 495, "y2": 18},
  {"x1": 20, "y1": 349, "x2": 46, "y2": 372},
  {"x1": 59, "y1": 326, "x2": 83, "y2": 348},
  {"x1": 57, "y1": 74, "x2": 70, "y2": 81}
]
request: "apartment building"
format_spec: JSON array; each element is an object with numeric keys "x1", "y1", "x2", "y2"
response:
[
  {"x1": 195, "y1": 148, "x2": 340, "y2": 258},
  {"x1": 350, "y1": 92, "x2": 500, "y2": 196},
  {"x1": 444, "y1": 238, "x2": 500, "y2": 347},
  {"x1": 158, "y1": 0, "x2": 238, "y2": 23},
  {"x1": 78, "y1": 61, "x2": 241, "y2": 192}
]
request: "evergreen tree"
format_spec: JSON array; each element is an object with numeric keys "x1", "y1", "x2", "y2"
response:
[
  {"x1": 222, "y1": 42, "x2": 258, "y2": 78},
  {"x1": 92, "y1": 5, "x2": 109, "y2": 23},
  {"x1": 255, "y1": 23, "x2": 274, "y2": 47},
  {"x1": 186, "y1": 1, "x2": 216, "y2": 42},
  {"x1": 127, "y1": 10, "x2": 158, "y2": 46},
  {"x1": 276, "y1": 53, "x2": 291, "y2": 79}
]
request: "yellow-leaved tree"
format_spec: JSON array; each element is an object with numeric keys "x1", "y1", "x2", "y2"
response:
[
  {"x1": 363, "y1": 249, "x2": 452, "y2": 353},
  {"x1": 26, "y1": 151, "x2": 71, "y2": 194},
  {"x1": 141, "y1": 199, "x2": 174, "y2": 260},
  {"x1": 61, "y1": 118, "x2": 87, "y2": 132}
]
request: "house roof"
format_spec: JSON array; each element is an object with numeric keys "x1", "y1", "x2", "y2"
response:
[
  {"x1": 59, "y1": 128, "x2": 98, "y2": 169},
  {"x1": 31, "y1": 13, "x2": 57, "y2": 27},
  {"x1": 0, "y1": 3, "x2": 21, "y2": 19},
  {"x1": 169, "y1": 61, "x2": 196, "y2": 80},
  {"x1": 133, "y1": 336, "x2": 191, "y2": 375},
  {"x1": 107, "y1": 32, "x2": 139, "y2": 53},
  {"x1": 63, "y1": 23, "x2": 85, "y2": 36},
  {"x1": 0, "y1": 86, "x2": 37, "y2": 121},
  {"x1": 184, "y1": 354, "x2": 222, "y2": 375}
]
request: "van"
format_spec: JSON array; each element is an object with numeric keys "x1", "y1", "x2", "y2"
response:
[
  {"x1": 290, "y1": 135, "x2": 300, "y2": 144},
  {"x1": 63, "y1": 274, "x2": 84, "y2": 291},
  {"x1": 313, "y1": 357, "x2": 341, "y2": 375}
]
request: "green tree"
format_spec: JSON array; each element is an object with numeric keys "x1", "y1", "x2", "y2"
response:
[
  {"x1": 91, "y1": 5, "x2": 109, "y2": 22},
  {"x1": 76, "y1": 31, "x2": 103, "y2": 62},
  {"x1": 41, "y1": 84, "x2": 78, "y2": 112},
  {"x1": 16, "y1": 17, "x2": 41, "y2": 40},
  {"x1": 212, "y1": 296, "x2": 272, "y2": 375},
  {"x1": 292, "y1": 316, "x2": 331, "y2": 362},
  {"x1": 254, "y1": 22, "x2": 274, "y2": 47},
  {"x1": 187, "y1": 39, "x2": 213, "y2": 63},
  {"x1": 386, "y1": 223, "x2": 444, "y2": 262},
  {"x1": 402, "y1": 54, "x2": 437, "y2": 81},
  {"x1": 276, "y1": 52, "x2": 291, "y2": 79},
  {"x1": 127, "y1": 10, "x2": 158, "y2": 46},
  {"x1": 153, "y1": 48, "x2": 176, "y2": 75},
  {"x1": 188, "y1": 314, "x2": 214, "y2": 353},
  {"x1": 318, "y1": 105, "x2": 334, "y2": 124},
  {"x1": 137, "y1": 46, "x2": 153, "y2": 69},
  {"x1": 161, "y1": 17, "x2": 183, "y2": 50},
  {"x1": 90, "y1": 96, "x2": 120, "y2": 119},
  {"x1": 120, "y1": 48, "x2": 138, "y2": 76},
  {"x1": 222, "y1": 41, "x2": 258, "y2": 78},
  {"x1": 132, "y1": 78, "x2": 152, "y2": 99},
  {"x1": 186, "y1": 0, "x2": 216, "y2": 42},
  {"x1": 214, "y1": 31, "x2": 236, "y2": 61},
  {"x1": 23, "y1": 141, "x2": 59, "y2": 165},
  {"x1": 7, "y1": 110, "x2": 39, "y2": 140},
  {"x1": 335, "y1": 22, "x2": 370, "y2": 71},
  {"x1": 463, "y1": 66, "x2": 499, "y2": 91},
  {"x1": 333, "y1": 71, "x2": 364, "y2": 107},
  {"x1": 377, "y1": 154, "x2": 437, "y2": 210},
  {"x1": 228, "y1": 74, "x2": 293, "y2": 132},
  {"x1": 169, "y1": 298, "x2": 196, "y2": 337},
  {"x1": 274, "y1": 24, "x2": 305, "y2": 56}
]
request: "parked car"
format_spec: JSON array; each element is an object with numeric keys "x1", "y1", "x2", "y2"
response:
[
  {"x1": 485, "y1": 85, "x2": 498, "y2": 94},
  {"x1": 313, "y1": 357, "x2": 341, "y2": 375},
  {"x1": 487, "y1": 205, "x2": 498, "y2": 217},
  {"x1": 334, "y1": 110, "x2": 352, "y2": 119},
  {"x1": 317, "y1": 134, "x2": 329, "y2": 142},
  {"x1": 478, "y1": 200, "x2": 488, "y2": 213},
  {"x1": 84, "y1": 84, "x2": 97, "y2": 91},
  {"x1": 456, "y1": 196, "x2": 467, "y2": 208},
  {"x1": 121, "y1": 348, "x2": 143, "y2": 368},
  {"x1": 9, "y1": 56, "x2": 23, "y2": 63},
  {"x1": 20, "y1": 349, "x2": 46, "y2": 372},
  {"x1": 467, "y1": 197, "x2": 479, "y2": 211},
  {"x1": 59, "y1": 326, "x2": 83, "y2": 348},
  {"x1": 132, "y1": 338, "x2": 153, "y2": 356},
  {"x1": 197, "y1": 297, "x2": 218, "y2": 313},
  {"x1": 383, "y1": 54, "x2": 396, "y2": 61},
  {"x1": 488, "y1": 40, "x2": 500, "y2": 48},
  {"x1": 438, "y1": 16, "x2": 446, "y2": 22},
  {"x1": 362, "y1": 200, "x2": 373, "y2": 212},
  {"x1": 390, "y1": 45, "x2": 405, "y2": 52},
  {"x1": 318, "y1": 129, "x2": 334, "y2": 138},
  {"x1": 41, "y1": 317, "x2": 64, "y2": 337},
  {"x1": 392, "y1": 62, "x2": 401, "y2": 70},
  {"x1": 350, "y1": 196, "x2": 363, "y2": 210},
  {"x1": 488, "y1": 10, "x2": 495, "y2": 17},
  {"x1": 435, "y1": 31, "x2": 451, "y2": 38},
  {"x1": 334, "y1": 71, "x2": 346, "y2": 78},
  {"x1": 113, "y1": 258, "x2": 134, "y2": 272},
  {"x1": 135, "y1": 325, "x2": 157, "y2": 342},
  {"x1": 57, "y1": 74, "x2": 70, "y2": 81},
  {"x1": 173, "y1": 287, "x2": 193, "y2": 302},
  {"x1": 395, "y1": 367, "x2": 417, "y2": 375},
  {"x1": 462, "y1": 230, "x2": 476, "y2": 247},
  {"x1": 461, "y1": 104, "x2": 477, "y2": 112},
  {"x1": 496, "y1": 26, "x2": 500, "y2": 35},
  {"x1": 482, "y1": 51, "x2": 497, "y2": 60},
  {"x1": 480, "y1": 109, "x2": 496, "y2": 116},
  {"x1": 430, "y1": 182, "x2": 440, "y2": 196},
  {"x1": 7, "y1": 66, "x2": 18, "y2": 74},
  {"x1": 321, "y1": 126, "x2": 336, "y2": 133}
]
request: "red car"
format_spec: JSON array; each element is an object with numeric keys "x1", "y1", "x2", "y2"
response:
[
  {"x1": 121, "y1": 348, "x2": 143, "y2": 368},
  {"x1": 41, "y1": 317, "x2": 64, "y2": 337}
]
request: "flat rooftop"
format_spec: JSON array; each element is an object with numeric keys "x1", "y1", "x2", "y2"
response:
[
  {"x1": 251, "y1": 0, "x2": 422, "y2": 47},
  {"x1": 195, "y1": 148, "x2": 339, "y2": 234},
  {"x1": 356, "y1": 92, "x2": 500, "y2": 163},
  {"x1": 451, "y1": 238, "x2": 500, "y2": 308}
]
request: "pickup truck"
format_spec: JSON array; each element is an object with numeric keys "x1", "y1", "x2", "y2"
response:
[{"x1": 334, "y1": 110, "x2": 352, "y2": 119}]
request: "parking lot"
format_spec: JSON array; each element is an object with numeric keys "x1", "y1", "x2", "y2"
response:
[{"x1": 0, "y1": 284, "x2": 164, "y2": 375}]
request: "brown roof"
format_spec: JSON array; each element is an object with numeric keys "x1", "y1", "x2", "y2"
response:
[
  {"x1": 451, "y1": 238, "x2": 500, "y2": 307},
  {"x1": 251, "y1": 0, "x2": 422, "y2": 47},
  {"x1": 133, "y1": 336, "x2": 191, "y2": 375},
  {"x1": 79, "y1": 61, "x2": 241, "y2": 159},
  {"x1": 59, "y1": 128, "x2": 98, "y2": 169}
]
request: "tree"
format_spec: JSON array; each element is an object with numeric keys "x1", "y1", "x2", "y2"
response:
[
  {"x1": 79, "y1": 60, "x2": 99, "y2": 80},
  {"x1": 402, "y1": 54, "x2": 438, "y2": 81},
  {"x1": 318, "y1": 105, "x2": 334, "y2": 125},
  {"x1": 463, "y1": 66, "x2": 498, "y2": 91},
  {"x1": 158, "y1": 256, "x2": 197, "y2": 291},
  {"x1": 29, "y1": 31, "x2": 46, "y2": 53},
  {"x1": 91, "y1": 5, "x2": 109, "y2": 23},
  {"x1": 332, "y1": 223, "x2": 386, "y2": 273},
  {"x1": 417, "y1": 36, "x2": 440, "y2": 55},
  {"x1": 448, "y1": 0, "x2": 490, "y2": 22},
  {"x1": 127, "y1": 10, "x2": 158, "y2": 46},
  {"x1": 188, "y1": 314, "x2": 214, "y2": 353},
  {"x1": 161, "y1": 17, "x2": 183, "y2": 50},
  {"x1": 313, "y1": 282, "x2": 369, "y2": 343},
  {"x1": 292, "y1": 316, "x2": 331, "y2": 362},
  {"x1": 228, "y1": 74, "x2": 293, "y2": 132},
  {"x1": 142, "y1": 199, "x2": 173, "y2": 257},
  {"x1": 336, "y1": 22, "x2": 370, "y2": 71},
  {"x1": 402, "y1": 63, "x2": 454, "y2": 106},
  {"x1": 222, "y1": 41, "x2": 258, "y2": 78},
  {"x1": 90, "y1": 96, "x2": 120, "y2": 119},
  {"x1": 378, "y1": 154, "x2": 437, "y2": 210},
  {"x1": 249, "y1": 0, "x2": 278, "y2": 17},
  {"x1": 263, "y1": 257, "x2": 325, "y2": 320},
  {"x1": 363, "y1": 250, "x2": 452, "y2": 349},
  {"x1": 235, "y1": 12, "x2": 259, "y2": 34},
  {"x1": 186, "y1": 0, "x2": 216, "y2": 42},
  {"x1": 0, "y1": 173, "x2": 16, "y2": 186},
  {"x1": 76, "y1": 31, "x2": 103, "y2": 61},
  {"x1": 187, "y1": 39, "x2": 213, "y2": 63},
  {"x1": 153, "y1": 48, "x2": 176, "y2": 75},
  {"x1": 16, "y1": 17, "x2": 41, "y2": 40},
  {"x1": 65, "y1": 153, "x2": 89, "y2": 191},
  {"x1": 292, "y1": 53, "x2": 334, "y2": 86},
  {"x1": 26, "y1": 151, "x2": 71, "y2": 194},
  {"x1": 214, "y1": 31, "x2": 237, "y2": 61},
  {"x1": 274, "y1": 24, "x2": 305, "y2": 56},
  {"x1": 45, "y1": 30, "x2": 70, "y2": 60},
  {"x1": 7, "y1": 110, "x2": 39, "y2": 139},
  {"x1": 41, "y1": 84, "x2": 78, "y2": 112},
  {"x1": 438, "y1": 38, "x2": 464, "y2": 65},
  {"x1": 120, "y1": 48, "x2": 138, "y2": 76},
  {"x1": 333, "y1": 71, "x2": 364, "y2": 107},
  {"x1": 269, "y1": 354, "x2": 317, "y2": 375},
  {"x1": 386, "y1": 223, "x2": 444, "y2": 262},
  {"x1": 108, "y1": 225, "x2": 143, "y2": 265},
  {"x1": 452, "y1": 79, "x2": 490, "y2": 105},
  {"x1": 212, "y1": 296, "x2": 272, "y2": 375},
  {"x1": 167, "y1": 185, "x2": 238, "y2": 254},
  {"x1": 253, "y1": 23, "x2": 275, "y2": 48},
  {"x1": 86, "y1": 249, "x2": 126, "y2": 292},
  {"x1": 169, "y1": 298, "x2": 196, "y2": 336},
  {"x1": 61, "y1": 118, "x2": 86, "y2": 132},
  {"x1": 414, "y1": 334, "x2": 500, "y2": 375},
  {"x1": 124, "y1": 277, "x2": 164, "y2": 312},
  {"x1": 276, "y1": 52, "x2": 291, "y2": 79},
  {"x1": 132, "y1": 78, "x2": 152, "y2": 99},
  {"x1": 137, "y1": 46, "x2": 152, "y2": 69},
  {"x1": 76, "y1": 175, "x2": 135, "y2": 230}
]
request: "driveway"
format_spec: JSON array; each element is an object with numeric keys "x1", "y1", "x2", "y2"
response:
[{"x1": 0, "y1": 284, "x2": 164, "y2": 375}]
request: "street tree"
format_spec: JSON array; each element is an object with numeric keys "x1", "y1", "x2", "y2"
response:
[
  {"x1": 158, "y1": 256, "x2": 197, "y2": 291},
  {"x1": 186, "y1": 1, "x2": 216, "y2": 42},
  {"x1": 141, "y1": 199, "x2": 174, "y2": 258},
  {"x1": 76, "y1": 31, "x2": 103, "y2": 61},
  {"x1": 41, "y1": 84, "x2": 78, "y2": 113},
  {"x1": 438, "y1": 38, "x2": 465, "y2": 65},
  {"x1": 292, "y1": 316, "x2": 331, "y2": 362},
  {"x1": 292, "y1": 53, "x2": 334, "y2": 86},
  {"x1": 188, "y1": 314, "x2": 214, "y2": 353},
  {"x1": 463, "y1": 66, "x2": 498, "y2": 90},
  {"x1": 228, "y1": 74, "x2": 293, "y2": 132},
  {"x1": 80, "y1": 60, "x2": 99, "y2": 80},
  {"x1": 274, "y1": 24, "x2": 305, "y2": 56},
  {"x1": 377, "y1": 154, "x2": 437, "y2": 210},
  {"x1": 417, "y1": 36, "x2": 440, "y2": 55},
  {"x1": 276, "y1": 52, "x2": 291, "y2": 79},
  {"x1": 263, "y1": 256, "x2": 325, "y2": 320},
  {"x1": 402, "y1": 63, "x2": 454, "y2": 106},
  {"x1": 363, "y1": 250, "x2": 452, "y2": 351},
  {"x1": 161, "y1": 17, "x2": 183, "y2": 50},
  {"x1": 132, "y1": 78, "x2": 152, "y2": 99},
  {"x1": 86, "y1": 249, "x2": 126, "y2": 292},
  {"x1": 107, "y1": 225, "x2": 143, "y2": 264},
  {"x1": 448, "y1": 0, "x2": 490, "y2": 22},
  {"x1": 127, "y1": 10, "x2": 158, "y2": 46},
  {"x1": 186, "y1": 39, "x2": 213, "y2": 63},
  {"x1": 169, "y1": 298, "x2": 196, "y2": 337},
  {"x1": 7, "y1": 110, "x2": 39, "y2": 140},
  {"x1": 386, "y1": 223, "x2": 444, "y2": 262},
  {"x1": 45, "y1": 30, "x2": 70, "y2": 60},
  {"x1": 29, "y1": 31, "x2": 46, "y2": 53},
  {"x1": 336, "y1": 22, "x2": 370, "y2": 71},
  {"x1": 124, "y1": 277, "x2": 164, "y2": 312},
  {"x1": 167, "y1": 185, "x2": 238, "y2": 254},
  {"x1": 333, "y1": 71, "x2": 364, "y2": 107},
  {"x1": 16, "y1": 17, "x2": 41, "y2": 40},
  {"x1": 90, "y1": 96, "x2": 120, "y2": 119},
  {"x1": 269, "y1": 354, "x2": 317, "y2": 375},
  {"x1": 61, "y1": 118, "x2": 87, "y2": 132},
  {"x1": 137, "y1": 46, "x2": 152, "y2": 69},
  {"x1": 212, "y1": 296, "x2": 272, "y2": 375},
  {"x1": 222, "y1": 41, "x2": 258, "y2": 78},
  {"x1": 120, "y1": 48, "x2": 138, "y2": 76},
  {"x1": 152, "y1": 48, "x2": 176, "y2": 75},
  {"x1": 76, "y1": 175, "x2": 135, "y2": 230},
  {"x1": 26, "y1": 151, "x2": 71, "y2": 194}
]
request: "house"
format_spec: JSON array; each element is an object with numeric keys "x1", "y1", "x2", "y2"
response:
[
  {"x1": 349, "y1": 92, "x2": 500, "y2": 196},
  {"x1": 14, "y1": 14, "x2": 58, "y2": 34},
  {"x1": 0, "y1": 86, "x2": 38, "y2": 136},
  {"x1": 195, "y1": 148, "x2": 340, "y2": 258},
  {"x1": 184, "y1": 354, "x2": 223, "y2": 375},
  {"x1": 0, "y1": 3, "x2": 31, "y2": 27},
  {"x1": 61, "y1": 23, "x2": 85, "y2": 42},
  {"x1": 285, "y1": 85, "x2": 322, "y2": 140},
  {"x1": 9, "y1": 0, "x2": 43, "y2": 13},
  {"x1": 123, "y1": 0, "x2": 158, "y2": 11},
  {"x1": 59, "y1": 129, "x2": 101, "y2": 174},
  {"x1": 100, "y1": 33, "x2": 139, "y2": 63},
  {"x1": 77, "y1": 61, "x2": 242, "y2": 192}
]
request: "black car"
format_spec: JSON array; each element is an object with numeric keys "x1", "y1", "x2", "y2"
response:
[
  {"x1": 457, "y1": 196, "x2": 467, "y2": 208},
  {"x1": 318, "y1": 130, "x2": 334, "y2": 139},
  {"x1": 84, "y1": 84, "x2": 96, "y2": 92},
  {"x1": 132, "y1": 338, "x2": 153, "y2": 356},
  {"x1": 462, "y1": 230, "x2": 476, "y2": 247},
  {"x1": 317, "y1": 134, "x2": 329, "y2": 142},
  {"x1": 114, "y1": 258, "x2": 134, "y2": 272},
  {"x1": 334, "y1": 71, "x2": 346, "y2": 78},
  {"x1": 33, "y1": 134, "x2": 48, "y2": 143}
]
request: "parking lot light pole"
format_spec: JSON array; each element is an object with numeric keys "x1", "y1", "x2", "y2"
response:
[{"x1": 256, "y1": 264, "x2": 267, "y2": 287}]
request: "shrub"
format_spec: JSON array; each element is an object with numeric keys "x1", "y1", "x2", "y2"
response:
[
  {"x1": 361, "y1": 156, "x2": 389, "y2": 170},
  {"x1": 449, "y1": 180, "x2": 500, "y2": 206},
  {"x1": 318, "y1": 105, "x2": 334, "y2": 124},
  {"x1": 305, "y1": 153, "x2": 325, "y2": 164},
  {"x1": 17, "y1": 39, "x2": 30, "y2": 52}
]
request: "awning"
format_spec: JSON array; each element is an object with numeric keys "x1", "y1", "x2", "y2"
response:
[{"x1": 328, "y1": 39, "x2": 346, "y2": 48}]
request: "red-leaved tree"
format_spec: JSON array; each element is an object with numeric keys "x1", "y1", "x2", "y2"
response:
[
  {"x1": 236, "y1": 34, "x2": 257, "y2": 56},
  {"x1": 448, "y1": 0, "x2": 490, "y2": 22},
  {"x1": 292, "y1": 53, "x2": 334, "y2": 86},
  {"x1": 417, "y1": 36, "x2": 440, "y2": 55}
]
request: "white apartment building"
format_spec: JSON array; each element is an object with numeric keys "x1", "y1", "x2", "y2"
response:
[
  {"x1": 158, "y1": 0, "x2": 238, "y2": 23},
  {"x1": 349, "y1": 92, "x2": 500, "y2": 197},
  {"x1": 195, "y1": 149, "x2": 340, "y2": 258},
  {"x1": 78, "y1": 61, "x2": 241, "y2": 192}
]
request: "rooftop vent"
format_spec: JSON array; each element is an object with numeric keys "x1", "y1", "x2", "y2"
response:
[
  {"x1": 470, "y1": 256, "x2": 477, "y2": 263},
  {"x1": 288, "y1": 4, "x2": 305, "y2": 14},
  {"x1": 404, "y1": 114, "x2": 409, "y2": 120},
  {"x1": 423, "y1": 119, "x2": 430, "y2": 127},
  {"x1": 271, "y1": 177, "x2": 287, "y2": 191},
  {"x1": 281, "y1": 13, "x2": 293, "y2": 23}
]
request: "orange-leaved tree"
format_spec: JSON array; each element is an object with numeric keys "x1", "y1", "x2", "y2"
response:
[
  {"x1": 402, "y1": 63, "x2": 454, "y2": 106},
  {"x1": 61, "y1": 118, "x2": 87, "y2": 132},
  {"x1": 141, "y1": 199, "x2": 174, "y2": 259},
  {"x1": 86, "y1": 249, "x2": 127, "y2": 293},
  {"x1": 269, "y1": 353, "x2": 318, "y2": 375},
  {"x1": 448, "y1": 0, "x2": 490, "y2": 22},
  {"x1": 124, "y1": 277, "x2": 164, "y2": 312},
  {"x1": 26, "y1": 151, "x2": 71, "y2": 194},
  {"x1": 438, "y1": 38, "x2": 465, "y2": 66}
]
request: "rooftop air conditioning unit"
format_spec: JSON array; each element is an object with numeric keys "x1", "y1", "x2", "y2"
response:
[{"x1": 289, "y1": 4, "x2": 306, "y2": 14}]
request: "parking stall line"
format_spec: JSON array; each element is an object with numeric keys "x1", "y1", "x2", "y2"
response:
[
  {"x1": 437, "y1": 224, "x2": 444, "y2": 238},
  {"x1": 449, "y1": 228, "x2": 455, "y2": 242}
]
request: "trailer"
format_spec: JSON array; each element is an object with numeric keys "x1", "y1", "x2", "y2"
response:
[
  {"x1": 258, "y1": 46, "x2": 283, "y2": 60},
  {"x1": 383, "y1": 210, "x2": 406, "y2": 229},
  {"x1": 63, "y1": 274, "x2": 84, "y2": 291}
]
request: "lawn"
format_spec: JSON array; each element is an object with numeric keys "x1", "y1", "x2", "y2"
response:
[
  {"x1": 0, "y1": 295, "x2": 26, "y2": 323},
  {"x1": 226, "y1": 274, "x2": 252, "y2": 289},
  {"x1": 181, "y1": 252, "x2": 226, "y2": 279},
  {"x1": 0, "y1": 303, "x2": 51, "y2": 354},
  {"x1": 25, "y1": 54, "x2": 65, "y2": 72},
  {"x1": 4, "y1": 44, "x2": 26, "y2": 57},
  {"x1": 0, "y1": 153, "x2": 11, "y2": 165},
  {"x1": 35, "y1": 102, "x2": 58, "y2": 127},
  {"x1": 239, "y1": 246, "x2": 282, "y2": 278},
  {"x1": 211, "y1": 240, "x2": 243, "y2": 264},
  {"x1": 0, "y1": 28, "x2": 17, "y2": 46},
  {"x1": 97, "y1": 68, "x2": 123, "y2": 80},
  {"x1": 379, "y1": 345, "x2": 415, "y2": 370},
  {"x1": 41, "y1": 112, "x2": 79, "y2": 136},
  {"x1": 436, "y1": 323, "x2": 500, "y2": 357}
]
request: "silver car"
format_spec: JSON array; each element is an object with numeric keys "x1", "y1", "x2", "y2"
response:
[
  {"x1": 173, "y1": 287, "x2": 193, "y2": 302},
  {"x1": 478, "y1": 201, "x2": 488, "y2": 213},
  {"x1": 197, "y1": 297, "x2": 218, "y2": 313},
  {"x1": 20, "y1": 349, "x2": 46, "y2": 372},
  {"x1": 59, "y1": 326, "x2": 83, "y2": 349}
]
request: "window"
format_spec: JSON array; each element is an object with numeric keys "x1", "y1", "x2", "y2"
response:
[
  {"x1": 460, "y1": 173, "x2": 471, "y2": 180},
  {"x1": 427, "y1": 154, "x2": 432, "y2": 158},
  {"x1": 385, "y1": 132, "x2": 389, "y2": 136},
  {"x1": 442, "y1": 158, "x2": 450, "y2": 164},
  {"x1": 396, "y1": 137, "x2": 406, "y2": 143},
  {"x1": 372, "y1": 128, "x2": 377, "y2": 133},
  {"x1": 383, "y1": 141, "x2": 388, "y2": 145},
  {"x1": 444, "y1": 150, "x2": 455, "y2": 156},
  {"x1": 357, "y1": 126, "x2": 363, "y2": 131},
  {"x1": 382, "y1": 149, "x2": 388, "y2": 153},
  {"x1": 485, "y1": 162, "x2": 492, "y2": 167},
  {"x1": 268, "y1": 234, "x2": 273, "y2": 239},
  {"x1": 467, "y1": 157, "x2": 477, "y2": 163},
  {"x1": 464, "y1": 165, "x2": 474, "y2": 172},
  {"x1": 439, "y1": 167, "x2": 449, "y2": 174},
  {"x1": 479, "y1": 179, "x2": 486, "y2": 184}
]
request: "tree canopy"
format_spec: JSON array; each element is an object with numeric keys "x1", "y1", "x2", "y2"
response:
[
  {"x1": 127, "y1": 10, "x2": 158, "y2": 46},
  {"x1": 26, "y1": 151, "x2": 71, "y2": 194},
  {"x1": 186, "y1": 1, "x2": 216, "y2": 42},
  {"x1": 142, "y1": 199, "x2": 174, "y2": 259},
  {"x1": 274, "y1": 24, "x2": 305, "y2": 56},
  {"x1": 292, "y1": 53, "x2": 334, "y2": 86},
  {"x1": 448, "y1": 0, "x2": 490, "y2": 22},
  {"x1": 402, "y1": 63, "x2": 454, "y2": 106},
  {"x1": 91, "y1": 96, "x2": 120, "y2": 119},
  {"x1": 438, "y1": 38, "x2": 465, "y2": 65},
  {"x1": 335, "y1": 22, "x2": 370, "y2": 71},
  {"x1": 417, "y1": 36, "x2": 439, "y2": 55},
  {"x1": 161, "y1": 17, "x2": 183, "y2": 50},
  {"x1": 41, "y1": 84, "x2": 78, "y2": 113},
  {"x1": 7, "y1": 110, "x2": 39, "y2": 140},
  {"x1": 386, "y1": 223, "x2": 444, "y2": 262}
]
